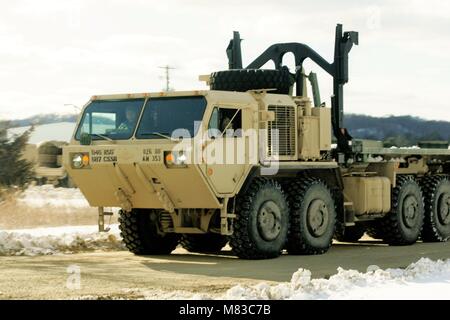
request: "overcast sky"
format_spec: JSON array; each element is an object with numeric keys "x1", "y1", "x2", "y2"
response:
[{"x1": 0, "y1": 0, "x2": 449, "y2": 121}]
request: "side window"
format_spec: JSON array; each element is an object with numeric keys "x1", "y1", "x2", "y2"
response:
[
  {"x1": 208, "y1": 108, "x2": 220, "y2": 132},
  {"x1": 207, "y1": 107, "x2": 242, "y2": 138}
]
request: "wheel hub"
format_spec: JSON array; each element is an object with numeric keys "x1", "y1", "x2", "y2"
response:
[
  {"x1": 438, "y1": 193, "x2": 450, "y2": 225},
  {"x1": 307, "y1": 199, "x2": 329, "y2": 237},
  {"x1": 257, "y1": 201, "x2": 282, "y2": 241},
  {"x1": 402, "y1": 195, "x2": 419, "y2": 228}
]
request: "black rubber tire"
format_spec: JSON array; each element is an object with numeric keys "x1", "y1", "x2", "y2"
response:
[
  {"x1": 55, "y1": 176, "x2": 76, "y2": 188},
  {"x1": 366, "y1": 221, "x2": 385, "y2": 240},
  {"x1": 230, "y1": 177, "x2": 289, "y2": 259},
  {"x1": 420, "y1": 175, "x2": 450, "y2": 242},
  {"x1": 286, "y1": 178, "x2": 336, "y2": 255},
  {"x1": 381, "y1": 175, "x2": 424, "y2": 245},
  {"x1": 38, "y1": 154, "x2": 57, "y2": 168},
  {"x1": 180, "y1": 233, "x2": 228, "y2": 253},
  {"x1": 35, "y1": 178, "x2": 46, "y2": 186},
  {"x1": 118, "y1": 209, "x2": 180, "y2": 255},
  {"x1": 210, "y1": 68, "x2": 294, "y2": 94},
  {"x1": 334, "y1": 224, "x2": 366, "y2": 242}
]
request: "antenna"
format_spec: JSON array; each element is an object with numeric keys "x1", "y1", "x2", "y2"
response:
[{"x1": 158, "y1": 65, "x2": 176, "y2": 91}]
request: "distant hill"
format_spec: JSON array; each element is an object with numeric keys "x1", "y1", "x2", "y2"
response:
[
  {"x1": 345, "y1": 114, "x2": 450, "y2": 147},
  {"x1": 7, "y1": 114, "x2": 78, "y2": 128},
  {"x1": 4, "y1": 112, "x2": 450, "y2": 147}
]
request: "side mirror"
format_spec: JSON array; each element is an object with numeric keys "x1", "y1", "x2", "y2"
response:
[{"x1": 80, "y1": 132, "x2": 92, "y2": 145}]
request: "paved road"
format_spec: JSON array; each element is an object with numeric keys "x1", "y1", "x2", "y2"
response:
[{"x1": 1, "y1": 240, "x2": 449, "y2": 299}]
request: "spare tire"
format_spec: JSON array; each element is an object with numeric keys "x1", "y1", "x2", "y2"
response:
[
  {"x1": 210, "y1": 68, "x2": 294, "y2": 94},
  {"x1": 38, "y1": 154, "x2": 57, "y2": 168},
  {"x1": 38, "y1": 142, "x2": 60, "y2": 155}
]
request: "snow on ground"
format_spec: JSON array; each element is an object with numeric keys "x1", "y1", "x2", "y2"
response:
[
  {"x1": 0, "y1": 224, "x2": 124, "y2": 256},
  {"x1": 17, "y1": 185, "x2": 90, "y2": 208},
  {"x1": 224, "y1": 258, "x2": 450, "y2": 300},
  {"x1": 76, "y1": 258, "x2": 450, "y2": 300},
  {"x1": 0, "y1": 185, "x2": 123, "y2": 255},
  {"x1": 389, "y1": 145, "x2": 420, "y2": 149}
]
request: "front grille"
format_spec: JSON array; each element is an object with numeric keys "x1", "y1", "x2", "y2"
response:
[{"x1": 267, "y1": 105, "x2": 296, "y2": 157}]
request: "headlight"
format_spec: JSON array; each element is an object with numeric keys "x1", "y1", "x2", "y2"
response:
[
  {"x1": 72, "y1": 154, "x2": 83, "y2": 168},
  {"x1": 72, "y1": 153, "x2": 89, "y2": 169},
  {"x1": 164, "y1": 151, "x2": 188, "y2": 167}
]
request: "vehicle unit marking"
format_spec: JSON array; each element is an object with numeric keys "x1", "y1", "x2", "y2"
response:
[
  {"x1": 91, "y1": 149, "x2": 117, "y2": 163},
  {"x1": 142, "y1": 148, "x2": 162, "y2": 162}
]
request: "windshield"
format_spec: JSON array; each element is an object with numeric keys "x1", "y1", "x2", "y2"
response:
[
  {"x1": 136, "y1": 96, "x2": 207, "y2": 139},
  {"x1": 75, "y1": 99, "x2": 144, "y2": 140}
]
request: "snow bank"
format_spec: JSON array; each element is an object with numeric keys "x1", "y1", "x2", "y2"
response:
[
  {"x1": 0, "y1": 224, "x2": 124, "y2": 256},
  {"x1": 225, "y1": 258, "x2": 450, "y2": 300},
  {"x1": 389, "y1": 145, "x2": 420, "y2": 149},
  {"x1": 17, "y1": 185, "x2": 90, "y2": 208},
  {"x1": 1, "y1": 186, "x2": 124, "y2": 255}
]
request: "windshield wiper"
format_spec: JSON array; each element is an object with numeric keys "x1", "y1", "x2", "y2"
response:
[
  {"x1": 140, "y1": 132, "x2": 179, "y2": 140},
  {"x1": 91, "y1": 133, "x2": 114, "y2": 142}
]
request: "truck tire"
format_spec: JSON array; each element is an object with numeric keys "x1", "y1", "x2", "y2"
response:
[
  {"x1": 210, "y1": 68, "x2": 294, "y2": 94},
  {"x1": 230, "y1": 177, "x2": 289, "y2": 259},
  {"x1": 56, "y1": 175, "x2": 76, "y2": 188},
  {"x1": 38, "y1": 142, "x2": 60, "y2": 168},
  {"x1": 366, "y1": 221, "x2": 385, "y2": 240},
  {"x1": 334, "y1": 224, "x2": 365, "y2": 242},
  {"x1": 381, "y1": 175, "x2": 424, "y2": 245},
  {"x1": 180, "y1": 234, "x2": 228, "y2": 253},
  {"x1": 286, "y1": 178, "x2": 336, "y2": 255},
  {"x1": 420, "y1": 175, "x2": 450, "y2": 242},
  {"x1": 118, "y1": 209, "x2": 180, "y2": 255},
  {"x1": 38, "y1": 154, "x2": 57, "y2": 168}
]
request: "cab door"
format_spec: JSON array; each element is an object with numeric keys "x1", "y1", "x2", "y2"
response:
[{"x1": 202, "y1": 106, "x2": 249, "y2": 194}]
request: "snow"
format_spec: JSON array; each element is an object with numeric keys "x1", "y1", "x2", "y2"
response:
[
  {"x1": 0, "y1": 224, "x2": 124, "y2": 256},
  {"x1": 17, "y1": 185, "x2": 90, "y2": 208},
  {"x1": 82, "y1": 258, "x2": 450, "y2": 300},
  {"x1": 7, "y1": 122, "x2": 76, "y2": 144},
  {"x1": 7, "y1": 224, "x2": 117, "y2": 237},
  {"x1": 390, "y1": 145, "x2": 420, "y2": 149},
  {"x1": 367, "y1": 155, "x2": 384, "y2": 162},
  {"x1": 224, "y1": 258, "x2": 450, "y2": 300},
  {"x1": 0, "y1": 185, "x2": 124, "y2": 256}
]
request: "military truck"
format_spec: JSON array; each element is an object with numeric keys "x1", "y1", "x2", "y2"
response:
[
  {"x1": 35, "y1": 141, "x2": 73, "y2": 187},
  {"x1": 63, "y1": 24, "x2": 450, "y2": 259},
  {"x1": 23, "y1": 141, "x2": 75, "y2": 188}
]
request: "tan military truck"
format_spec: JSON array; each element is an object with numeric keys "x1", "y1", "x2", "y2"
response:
[
  {"x1": 22, "y1": 141, "x2": 75, "y2": 188},
  {"x1": 63, "y1": 25, "x2": 450, "y2": 259},
  {"x1": 35, "y1": 141, "x2": 76, "y2": 187}
]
